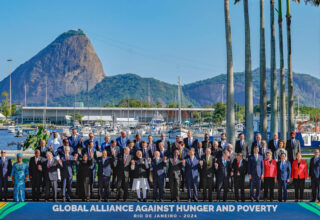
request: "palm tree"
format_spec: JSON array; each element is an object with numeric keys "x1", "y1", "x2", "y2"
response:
[
  {"x1": 286, "y1": 0, "x2": 319, "y2": 133},
  {"x1": 224, "y1": 0, "x2": 235, "y2": 146},
  {"x1": 260, "y1": 0, "x2": 268, "y2": 140},
  {"x1": 270, "y1": 0, "x2": 278, "y2": 137},
  {"x1": 235, "y1": 0, "x2": 253, "y2": 147},
  {"x1": 278, "y1": 0, "x2": 287, "y2": 141}
]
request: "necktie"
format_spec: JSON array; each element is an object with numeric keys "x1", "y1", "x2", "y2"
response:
[
  {"x1": 237, "y1": 160, "x2": 240, "y2": 168},
  {"x1": 223, "y1": 159, "x2": 226, "y2": 166},
  {"x1": 66, "y1": 156, "x2": 69, "y2": 162},
  {"x1": 275, "y1": 140, "x2": 277, "y2": 148},
  {"x1": 281, "y1": 161, "x2": 284, "y2": 170},
  {"x1": 191, "y1": 157, "x2": 193, "y2": 164},
  {"x1": 207, "y1": 156, "x2": 210, "y2": 166},
  {"x1": 124, "y1": 156, "x2": 127, "y2": 164},
  {"x1": 241, "y1": 141, "x2": 243, "y2": 147},
  {"x1": 174, "y1": 158, "x2": 177, "y2": 164},
  {"x1": 48, "y1": 162, "x2": 50, "y2": 168},
  {"x1": 292, "y1": 140, "x2": 294, "y2": 147}
]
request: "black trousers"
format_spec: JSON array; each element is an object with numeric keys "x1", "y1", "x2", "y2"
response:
[
  {"x1": 234, "y1": 176, "x2": 245, "y2": 201},
  {"x1": 116, "y1": 175, "x2": 129, "y2": 201},
  {"x1": 264, "y1": 177, "x2": 275, "y2": 201},
  {"x1": 31, "y1": 176, "x2": 42, "y2": 201},
  {"x1": 217, "y1": 177, "x2": 229, "y2": 201},
  {"x1": 202, "y1": 176, "x2": 213, "y2": 201},
  {"x1": 170, "y1": 176, "x2": 180, "y2": 201},
  {"x1": 0, "y1": 177, "x2": 8, "y2": 200},
  {"x1": 293, "y1": 178, "x2": 305, "y2": 200},
  {"x1": 82, "y1": 177, "x2": 91, "y2": 200},
  {"x1": 99, "y1": 176, "x2": 110, "y2": 200}
]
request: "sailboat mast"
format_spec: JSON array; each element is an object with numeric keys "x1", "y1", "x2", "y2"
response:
[{"x1": 178, "y1": 76, "x2": 182, "y2": 129}]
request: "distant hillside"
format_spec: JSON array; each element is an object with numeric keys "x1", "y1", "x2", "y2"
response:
[
  {"x1": 0, "y1": 29, "x2": 105, "y2": 104},
  {"x1": 183, "y1": 68, "x2": 320, "y2": 107},
  {"x1": 51, "y1": 69, "x2": 320, "y2": 107},
  {"x1": 51, "y1": 73, "x2": 195, "y2": 107}
]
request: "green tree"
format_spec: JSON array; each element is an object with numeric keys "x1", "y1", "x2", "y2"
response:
[{"x1": 0, "y1": 92, "x2": 10, "y2": 119}]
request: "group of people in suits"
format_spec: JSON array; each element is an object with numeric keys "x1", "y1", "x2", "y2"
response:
[{"x1": 1, "y1": 129, "x2": 320, "y2": 203}]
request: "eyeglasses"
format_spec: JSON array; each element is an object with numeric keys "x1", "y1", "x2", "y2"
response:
[{"x1": 1, "y1": 151, "x2": 6, "y2": 154}]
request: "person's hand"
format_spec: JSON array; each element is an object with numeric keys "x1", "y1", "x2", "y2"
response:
[
  {"x1": 77, "y1": 148, "x2": 82, "y2": 155},
  {"x1": 49, "y1": 145, "x2": 53, "y2": 150},
  {"x1": 7, "y1": 176, "x2": 10, "y2": 180},
  {"x1": 37, "y1": 165, "x2": 42, "y2": 171},
  {"x1": 261, "y1": 175, "x2": 264, "y2": 181},
  {"x1": 98, "y1": 145, "x2": 101, "y2": 149},
  {"x1": 112, "y1": 150, "x2": 116, "y2": 156},
  {"x1": 58, "y1": 159, "x2": 63, "y2": 165},
  {"x1": 230, "y1": 171, "x2": 233, "y2": 177},
  {"x1": 182, "y1": 160, "x2": 186, "y2": 164},
  {"x1": 24, "y1": 178, "x2": 27, "y2": 183},
  {"x1": 148, "y1": 158, "x2": 152, "y2": 163},
  {"x1": 79, "y1": 137, "x2": 83, "y2": 142},
  {"x1": 89, "y1": 152, "x2": 94, "y2": 159},
  {"x1": 214, "y1": 163, "x2": 218, "y2": 169},
  {"x1": 74, "y1": 154, "x2": 78, "y2": 160},
  {"x1": 275, "y1": 179, "x2": 278, "y2": 183},
  {"x1": 163, "y1": 157, "x2": 167, "y2": 162},
  {"x1": 287, "y1": 179, "x2": 290, "y2": 183},
  {"x1": 131, "y1": 160, "x2": 135, "y2": 165},
  {"x1": 199, "y1": 160, "x2": 203, "y2": 166},
  {"x1": 248, "y1": 174, "x2": 252, "y2": 180}
]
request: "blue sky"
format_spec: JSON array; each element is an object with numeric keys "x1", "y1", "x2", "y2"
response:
[{"x1": 0, "y1": 0, "x2": 319, "y2": 84}]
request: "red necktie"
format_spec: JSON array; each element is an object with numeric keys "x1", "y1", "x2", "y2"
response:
[
  {"x1": 124, "y1": 156, "x2": 127, "y2": 164},
  {"x1": 48, "y1": 162, "x2": 50, "y2": 168},
  {"x1": 66, "y1": 156, "x2": 69, "y2": 162},
  {"x1": 174, "y1": 158, "x2": 177, "y2": 164}
]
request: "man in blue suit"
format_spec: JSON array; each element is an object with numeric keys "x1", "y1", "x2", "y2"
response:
[
  {"x1": 250, "y1": 133, "x2": 263, "y2": 155},
  {"x1": 248, "y1": 146, "x2": 264, "y2": 202},
  {"x1": 59, "y1": 146, "x2": 76, "y2": 202},
  {"x1": 67, "y1": 128, "x2": 81, "y2": 152},
  {"x1": 277, "y1": 152, "x2": 291, "y2": 202},
  {"x1": 215, "y1": 150, "x2": 231, "y2": 202},
  {"x1": 150, "y1": 151, "x2": 167, "y2": 202},
  {"x1": 97, "y1": 149, "x2": 115, "y2": 202},
  {"x1": 116, "y1": 131, "x2": 130, "y2": 150},
  {"x1": 99, "y1": 135, "x2": 111, "y2": 152},
  {"x1": 44, "y1": 152, "x2": 61, "y2": 202},
  {"x1": 183, "y1": 148, "x2": 200, "y2": 202},
  {"x1": 309, "y1": 149, "x2": 320, "y2": 202},
  {"x1": 0, "y1": 150, "x2": 12, "y2": 201}
]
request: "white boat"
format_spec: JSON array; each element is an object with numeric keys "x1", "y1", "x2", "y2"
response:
[
  {"x1": 15, "y1": 129, "x2": 23, "y2": 137},
  {"x1": 8, "y1": 126, "x2": 15, "y2": 133},
  {"x1": 80, "y1": 126, "x2": 92, "y2": 137},
  {"x1": 168, "y1": 76, "x2": 189, "y2": 139}
]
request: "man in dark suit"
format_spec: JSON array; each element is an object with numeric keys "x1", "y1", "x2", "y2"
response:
[
  {"x1": 183, "y1": 148, "x2": 200, "y2": 202},
  {"x1": 195, "y1": 142, "x2": 205, "y2": 160},
  {"x1": 37, "y1": 139, "x2": 49, "y2": 158},
  {"x1": 251, "y1": 133, "x2": 263, "y2": 155},
  {"x1": 212, "y1": 141, "x2": 222, "y2": 158},
  {"x1": 231, "y1": 153, "x2": 248, "y2": 202},
  {"x1": 44, "y1": 152, "x2": 60, "y2": 202},
  {"x1": 57, "y1": 139, "x2": 75, "y2": 158},
  {"x1": 235, "y1": 133, "x2": 249, "y2": 159},
  {"x1": 106, "y1": 139, "x2": 121, "y2": 157},
  {"x1": 29, "y1": 149, "x2": 44, "y2": 201},
  {"x1": 59, "y1": 146, "x2": 76, "y2": 202},
  {"x1": 82, "y1": 140, "x2": 97, "y2": 192},
  {"x1": 141, "y1": 141, "x2": 153, "y2": 159},
  {"x1": 268, "y1": 132, "x2": 279, "y2": 156},
  {"x1": 286, "y1": 131, "x2": 301, "y2": 163},
  {"x1": 184, "y1": 130, "x2": 198, "y2": 149},
  {"x1": 218, "y1": 133, "x2": 228, "y2": 150},
  {"x1": 202, "y1": 133, "x2": 213, "y2": 152},
  {"x1": 277, "y1": 153, "x2": 291, "y2": 202},
  {"x1": 215, "y1": 150, "x2": 231, "y2": 202},
  {"x1": 168, "y1": 150, "x2": 184, "y2": 202},
  {"x1": 114, "y1": 147, "x2": 132, "y2": 201},
  {"x1": 116, "y1": 131, "x2": 130, "y2": 150},
  {"x1": 0, "y1": 150, "x2": 12, "y2": 201},
  {"x1": 158, "y1": 142, "x2": 170, "y2": 159},
  {"x1": 150, "y1": 151, "x2": 167, "y2": 202},
  {"x1": 171, "y1": 135, "x2": 183, "y2": 153},
  {"x1": 133, "y1": 133, "x2": 142, "y2": 150},
  {"x1": 248, "y1": 146, "x2": 264, "y2": 202},
  {"x1": 176, "y1": 142, "x2": 188, "y2": 191},
  {"x1": 156, "y1": 133, "x2": 170, "y2": 152},
  {"x1": 200, "y1": 148, "x2": 215, "y2": 202},
  {"x1": 97, "y1": 149, "x2": 115, "y2": 202},
  {"x1": 309, "y1": 149, "x2": 320, "y2": 202}
]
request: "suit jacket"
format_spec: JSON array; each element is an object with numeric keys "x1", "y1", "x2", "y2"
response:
[
  {"x1": 106, "y1": 146, "x2": 121, "y2": 158},
  {"x1": 177, "y1": 148, "x2": 189, "y2": 160},
  {"x1": 286, "y1": 139, "x2": 301, "y2": 162},
  {"x1": 100, "y1": 141, "x2": 110, "y2": 152},
  {"x1": 67, "y1": 135, "x2": 81, "y2": 151},
  {"x1": 202, "y1": 140, "x2": 213, "y2": 151},
  {"x1": 195, "y1": 148, "x2": 205, "y2": 160},
  {"x1": 235, "y1": 140, "x2": 249, "y2": 159},
  {"x1": 184, "y1": 137, "x2": 198, "y2": 149},
  {"x1": 277, "y1": 160, "x2": 291, "y2": 181},
  {"x1": 251, "y1": 141, "x2": 262, "y2": 155},
  {"x1": 36, "y1": 146, "x2": 49, "y2": 158},
  {"x1": 309, "y1": 156, "x2": 320, "y2": 179},
  {"x1": 0, "y1": 157, "x2": 12, "y2": 178},
  {"x1": 218, "y1": 141, "x2": 228, "y2": 150},
  {"x1": 97, "y1": 156, "x2": 114, "y2": 177},
  {"x1": 200, "y1": 155, "x2": 215, "y2": 178},
  {"x1": 57, "y1": 146, "x2": 75, "y2": 158},
  {"x1": 212, "y1": 148, "x2": 222, "y2": 159},
  {"x1": 216, "y1": 157, "x2": 232, "y2": 180},
  {"x1": 291, "y1": 159, "x2": 308, "y2": 179},
  {"x1": 28, "y1": 156, "x2": 44, "y2": 179},
  {"x1": 158, "y1": 149, "x2": 169, "y2": 159},
  {"x1": 131, "y1": 157, "x2": 149, "y2": 179},
  {"x1": 43, "y1": 159, "x2": 60, "y2": 181},
  {"x1": 168, "y1": 157, "x2": 183, "y2": 179},
  {"x1": 114, "y1": 154, "x2": 132, "y2": 178},
  {"x1": 133, "y1": 140, "x2": 142, "y2": 150},
  {"x1": 76, "y1": 159, "x2": 93, "y2": 178},
  {"x1": 263, "y1": 159, "x2": 277, "y2": 178},
  {"x1": 83, "y1": 138, "x2": 99, "y2": 149},
  {"x1": 184, "y1": 156, "x2": 200, "y2": 180},
  {"x1": 116, "y1": 137, "x2": 130, "y2": 150},
  {"x1": 150, "y1": 158, "x2": 166, "y2": 178},
  {"x1": 60, "y1": 154, "x2": 76, "y2": 179},
  {"x1": 268, "y1": 139, "x2": 279, "y2": 155},
  {"x1": 140, "y1": 147, "x2": 153, "y2": 159},
  {"x1": 248, "y1": 154, "x2": 264, "y2": 177},
  {"x1": 231, "y1": 158, "x2": 247, "y2": 178}
]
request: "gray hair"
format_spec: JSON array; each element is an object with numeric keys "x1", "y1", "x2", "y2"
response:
[{"x1": 46, "y1": 152, "x2": 53, "y2": 157}]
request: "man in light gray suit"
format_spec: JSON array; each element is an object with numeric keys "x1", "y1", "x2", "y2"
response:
[{"x1": 286, "y1": 131, "x2": 301, "y2": 163}]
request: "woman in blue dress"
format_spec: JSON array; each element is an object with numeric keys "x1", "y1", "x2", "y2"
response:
[{"x1": 11, "y1": 153, "x2": 29, "y2": 202}]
